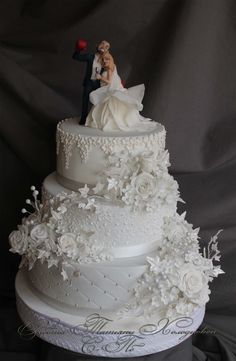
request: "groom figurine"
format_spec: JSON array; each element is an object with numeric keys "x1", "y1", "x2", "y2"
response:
[{"x1": 73, "y1": 39, "x2": 110, "y2": 125}]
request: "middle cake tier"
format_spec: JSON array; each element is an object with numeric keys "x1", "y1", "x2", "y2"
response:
[{"x1": 43, "y1": 173, "x2": 177, "y2": 258}]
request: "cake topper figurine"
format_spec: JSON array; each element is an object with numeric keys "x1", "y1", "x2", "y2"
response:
[
  {"x1": 73, "y1": 40, "x2": 156, "y2": 131},
  {"x1": 73, "y1": 39, "x2": 110, "y2": 125},
  {"x1": 84, "y1": 52, "x2": 156, "y2": 132}
]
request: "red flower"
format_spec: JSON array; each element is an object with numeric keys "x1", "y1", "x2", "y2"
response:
[{"x1": 76, "y1": 39, "x2": 87, "y2": 51}]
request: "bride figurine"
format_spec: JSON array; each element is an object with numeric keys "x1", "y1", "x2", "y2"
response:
[{"x1": 85, "y1": 53, "x2": 156, "y2": 132}]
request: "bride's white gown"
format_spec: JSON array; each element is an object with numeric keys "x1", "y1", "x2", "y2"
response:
[{"x1": 85, "y1": 67, "x2": 156, "y2": 132}]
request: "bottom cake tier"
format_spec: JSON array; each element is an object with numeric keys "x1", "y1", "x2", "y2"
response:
[
  {"x1": 27, "y1": 257, "x2": 147, "y2": 313},
  {"x1": 16, "y1": 269, "x2": 205, "y2": 357}
]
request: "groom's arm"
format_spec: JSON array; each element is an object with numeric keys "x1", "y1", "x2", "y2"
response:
[
  {"x1": 97, "y1": 69, "x2": 112, "y2": 85},
  {"x1": 73, "y1": 39, "x2": 92, "y2": 62},
  {"x1": 72, "y1": 50, "x2": 91, "y2": 62}
]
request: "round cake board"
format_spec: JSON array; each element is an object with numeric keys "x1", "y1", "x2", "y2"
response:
[{"x1": 15, "y1": 269, "x2": 205, "y2": 357}]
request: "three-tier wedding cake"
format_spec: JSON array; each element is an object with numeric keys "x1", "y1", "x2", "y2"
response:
[{"x1": 9, "y1": 115, "x2": 223, "y2": 357}]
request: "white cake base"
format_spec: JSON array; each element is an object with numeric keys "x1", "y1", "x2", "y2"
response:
[{"x1": 15, "y1": 269, "x2": 205, "y2": 357}]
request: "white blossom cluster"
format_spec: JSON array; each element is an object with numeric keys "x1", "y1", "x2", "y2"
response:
[
  {"x1": 132, "y1": 212, "x2": 224, "y2": 319},
  {"x1": 9, "y1": 187, "x2": 112, "y2": 280},
  {"x1": 91, "y1": 150, "x2": 183, "y2": 211}
]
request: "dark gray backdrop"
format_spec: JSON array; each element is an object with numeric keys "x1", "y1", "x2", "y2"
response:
[{"x1": 0, "y1": 0, "x2": 235, "y2": 360}]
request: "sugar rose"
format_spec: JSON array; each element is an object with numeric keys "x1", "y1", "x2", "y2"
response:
[
  {"x1": 133, "y1": 172, "x2": 157, "y2": 199},
  {"x1": 178, "y1": 264, "x2": 204, "y2": 298},
  {"x1": 164, "y1": 220, "x2": 188, "y2": 242},
  {"x1": 30, "y1": 224, "x2": 49, "y2": 243},
  {"x1": 58, "y1": 233, "x2": 78, "y2": 259},
  {"x1": 9, "y1": 225, "x2": 29, "y2": 254}
]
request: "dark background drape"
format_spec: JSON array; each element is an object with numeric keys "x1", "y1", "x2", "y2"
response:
[{"x1": 0, "y1": 0, "x2": 235, "y2": 360}]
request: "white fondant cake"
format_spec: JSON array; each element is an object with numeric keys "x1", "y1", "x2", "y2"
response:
[{"x1": 10, "y1": 117, "x2": 224, "y2": 357}]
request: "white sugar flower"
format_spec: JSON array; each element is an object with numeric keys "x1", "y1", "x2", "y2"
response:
[
  {"x1": 50, "y1": 209, "x2": 62, "y2": 221},
  {"x1": 185, "y1": 252, "x2": 213, "y2": 270},
  {"x1": 57, "y1": 205, "x2": 67, "y2": 214},
  {"x1": 207, "y1": 266, "x2": 225, "y2": 279},
  {"x1": 132, "y1": 172, "x2": 157, "y2": 199},
  {"x1": 140, "y1": 152, "x2": 156, "y2": 173},
  {"x1": 85, "y1": 198, "x2": 96, "y2": 210},
  {"x1": 77, "y1": 197, "x2": 96, "y2": 211},
  {"x1": 78, "y1": 202, "x2": 86, "y2": 209},
  {"x1": 156, "y1": 150, "x2": 170, "y2": 170},
  {"x1": 57, "y1": 233, "x2": 78, "y2": 259},
  {"x1": 147, "y1": 256, "x2": 161, "y2": 273},
  {"x1": 78, "y1": 184, "x2": 90, "y2": 198},
  {"x1": 9, "y1": 225, "x2": 29, "y2": 254},
  {"x1": 107, "y1": 178, "x2": 118, "y2": 191},
  {"x1": 47, "y1": 257, "x2": 59, "y2": 268},
  {"x1": 178, "y1": 263, "x2": 206, "y2": 299},
  {"x1": 175, "y1": 300, "x2": 196, "y2": 317},
  {"x1": 163, "y1": 216, "x2": 191, "y2": 243},
  {"x1": 30, "y1": 224, "x2": 50, "y2": 243},
  {"x1": 37, "y1": 249, "x2": 51, "y2": 260}
]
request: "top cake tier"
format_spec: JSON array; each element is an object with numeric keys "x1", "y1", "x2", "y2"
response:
[{"x1": 57, "y1": 117, "x2": 166, "y2": 189}]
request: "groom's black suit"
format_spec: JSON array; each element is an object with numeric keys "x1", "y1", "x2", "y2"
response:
[{"x1": 73, "y1": 50, "x2": 102, "y2": 124}]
